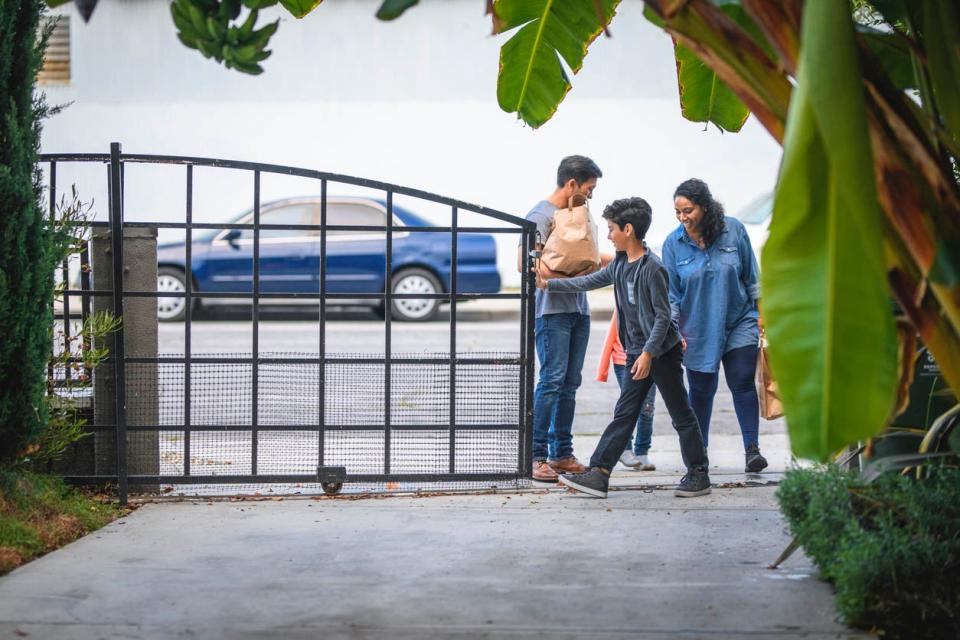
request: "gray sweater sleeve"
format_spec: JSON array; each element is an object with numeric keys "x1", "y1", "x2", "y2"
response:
[
  {"x1": 641, "y1": 264, "x2": 674, "y2": 357},
  {"x1": 546, "y1": 261, "x2": 615, "y2": 293}
]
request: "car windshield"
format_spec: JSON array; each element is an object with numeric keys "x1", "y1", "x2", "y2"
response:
[{"x1": 736, "y1": 193, "x2": 773, "y2": 225}]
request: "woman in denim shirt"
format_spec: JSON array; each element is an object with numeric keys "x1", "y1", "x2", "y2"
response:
[{"x1": 661, "y1": 179, "x2": 767, "y2": 473}]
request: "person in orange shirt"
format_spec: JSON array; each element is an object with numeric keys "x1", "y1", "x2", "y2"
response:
[{"x1": 597, "y1": 308, "x2": 657, "y2": 470}]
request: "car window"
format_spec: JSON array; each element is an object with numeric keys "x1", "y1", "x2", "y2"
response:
[
  {"x1": 322, "y1": 203, "x2": 387, "y2": 235},
  {"x1": 241, "y1": 204, "x2": 317, "y2": 240},
  {"x1": 736, "y1": 193, "x2": 773, "y2": 225}
]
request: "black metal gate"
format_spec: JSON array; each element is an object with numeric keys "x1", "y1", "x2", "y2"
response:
[{"x1": 45, "y1": 143, "x2": 536, "y2": 503}]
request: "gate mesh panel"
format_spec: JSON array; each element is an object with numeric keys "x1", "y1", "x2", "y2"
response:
[{"x1": 123, "y1": 352, "x2": 526, "y2": 496}]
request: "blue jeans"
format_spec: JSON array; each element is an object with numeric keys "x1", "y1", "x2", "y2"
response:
[
  {"x1": 613, "y1": 363, "x2": 655, "y2": 455},
  {"x1": 686, "y1": 344, "x2": 760, "y2": 449},
  {"x1": 533, "y1": 313, "x2": 591, "y2": 461}
]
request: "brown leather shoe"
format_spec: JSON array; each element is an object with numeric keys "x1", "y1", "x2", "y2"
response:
[
  {"x1": 532, "y1": 460, "x2": 559, "y2": 483},
  {"x1": 548, "y1": 457, "x2": 588, "y2": 474}
]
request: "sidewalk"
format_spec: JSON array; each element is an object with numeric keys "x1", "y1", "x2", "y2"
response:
[{"x1": 0, "y1": 433, "x2": 865, "y2": 640}]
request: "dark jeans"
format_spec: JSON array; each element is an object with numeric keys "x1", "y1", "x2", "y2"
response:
[
  {"x1": 533, "y1": 312, "x2": 591, "y2": 461},
  {"x1": 686, "y1": 344, "x2": 760, "y2": 449},
  {"x1": 590, "y1": 343, "x2": 707, "y2": 472},
  {"x1": 612, "y1": 363, "x2": 655, "y2": 455}
]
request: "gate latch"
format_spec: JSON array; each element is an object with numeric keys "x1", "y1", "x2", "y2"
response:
[{"x1": 318, "y1": 466, "x2": 346, "y2": 483}]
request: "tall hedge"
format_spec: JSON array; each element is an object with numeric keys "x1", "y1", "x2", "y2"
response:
[{"x1": 0, "y1": 0, "x2": 52, "y2": 467}]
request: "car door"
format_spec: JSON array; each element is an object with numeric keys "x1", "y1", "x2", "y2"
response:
[
  {"x1": 204, "y1": 202, "x2": 319, "y2": 294},
  {"x1": 317, "y1": 201, "x2": 391, "y2": 295}
]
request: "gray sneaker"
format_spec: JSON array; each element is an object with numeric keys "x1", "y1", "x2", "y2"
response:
[
  {"x1": 674, "y1": 467, "x2": 711, "y2": 498},
  {"x1": 558, "y1": 468, "x2": 609, "y2": 498}
]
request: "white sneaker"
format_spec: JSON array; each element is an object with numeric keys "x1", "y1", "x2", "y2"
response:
[
  {"x1": 619, "y1": 451, "x2": 642, "y2": 468},
  {"x1": 635, "y1": 454, "x2": 656, "y2": 471}
]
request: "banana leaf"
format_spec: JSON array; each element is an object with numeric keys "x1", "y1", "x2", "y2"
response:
[
  {"x1": 278, "y1": 0, "x2": 322, "y2": 19},
  {"x1": 920, "y1": 0, "x2": 960, "y2": 142},
  {"x1": 376, "y1": 0, "x2": 418, "y2": 21},
  {"x1": 645, "y1": 0, "x2": 793, "y2": 142},
  {"x1": 673, "y1": 43, "x2": 749, "y2": 132},
  {"x1": 494, "y1": 0, "x2": 619, "y2": 128},
  {"x1": 642, "y1": 4, "x2": 748, "y2": 132},
  {"x1": 858, "y1": 27, "x2": 916, "y2": 91},
  {"x1": 861, "y1": 451, "x2": 956, "y2": 483},
  {"x1": 762, "y1": 0, "x2": 897, "y2": 461}
]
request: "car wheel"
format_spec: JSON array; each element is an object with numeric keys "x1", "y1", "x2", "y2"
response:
[
  {"x1": 157, "y1": 267, "x2": 191, "y2": 322},
  {"x1": 391, "y1": 268, "x2": 442, "y2": 322}
]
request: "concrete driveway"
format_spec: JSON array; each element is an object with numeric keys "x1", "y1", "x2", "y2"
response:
[{"x1": 0, "y1": 485, "x2": 868, "y2": 640}]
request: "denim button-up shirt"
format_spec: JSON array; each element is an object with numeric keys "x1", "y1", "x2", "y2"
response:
[{"x1": 661, "y1": 217, "x2": 760, "y2": 373}]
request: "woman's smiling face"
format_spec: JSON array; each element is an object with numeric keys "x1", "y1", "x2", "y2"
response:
[{"x1": 674, "y1": 195, "x2": 704, "y2": 234}]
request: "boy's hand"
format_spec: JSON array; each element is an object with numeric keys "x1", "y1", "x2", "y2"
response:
[
  {"x1": 631, "y1": 352, "x2": 652, "y2": 380},
  {"x1": 535, "y1": 268, "x2": 548, "y2": 289},
  {"x1": 681, "y1": 336, "x2": 687, "y2": 352}
]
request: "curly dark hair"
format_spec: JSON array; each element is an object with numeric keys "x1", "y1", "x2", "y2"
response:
[
  {"x1": 673, "y1": 178, "x2": 726, "y2": 248},
  {"x1": 602, "y1": 197, "x2": 652, "y2": 241}
]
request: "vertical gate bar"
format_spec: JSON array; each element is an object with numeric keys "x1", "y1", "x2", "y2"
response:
[
  {"x1": 518, "y1": 227, "x2": 527, "y2": 477},
  {"x1": 184, "y1": 165, "x2": 193, "y2": 477},
  {"x1": 251, "y1": 170, "x2": 261, "y2": 475},
  {"x1": 109, "y1": 142, "x2": 128, "y2": 504},
  {"x1": 59, "y1": 164, "x2": 71, "y2": 382},
  {"x1": 523, "y1": 227, "x2": 535, "y2": 478},
  {"x1": 80, "y1": 241, "x2": 92, "y2": 383},
  {"x1": 383, "y1": 191, "x2": 393, "y2": 476},
  {"x1": 61, "y1": 259, "x2": 71, "y2": 380},
  {"x1": 448, "y1": 206, "x2": 457, "y2": 474},
  {"x1": 48, "y1": 162, "x2": 56, "y2": 383},
  {"x1": 318, "y1": 179, "x2": 327, "y2": 469}
]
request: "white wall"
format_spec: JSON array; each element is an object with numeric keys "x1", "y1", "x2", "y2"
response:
[{"x1": 39, "y1": 0, "x2": 782, "y2": 286}]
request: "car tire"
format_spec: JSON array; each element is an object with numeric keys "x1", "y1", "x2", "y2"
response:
[
  {"x1": 390, "y1": 268, "x2": 442, "y2": 322},
  {"x1": 157, "y1": 266, "x2": 192, "y2": 322}
]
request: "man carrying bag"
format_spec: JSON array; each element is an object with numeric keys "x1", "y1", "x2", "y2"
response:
[{"x1": 517, "y1": 155, "x2": 603, "y2": 484}]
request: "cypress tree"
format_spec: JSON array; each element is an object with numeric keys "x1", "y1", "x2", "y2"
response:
[{"x1": 0, "y1": 0, "x2": 52, "y2": 466}]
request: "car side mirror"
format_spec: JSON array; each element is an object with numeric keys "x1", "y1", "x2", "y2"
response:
[{"x1": 224, "y1": 228, "x2": 242, "y2": 248}]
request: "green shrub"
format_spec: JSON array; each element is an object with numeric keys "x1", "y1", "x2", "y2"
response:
[
  {"x1": 0, "y1": 0, "x2": 53, "y2": 467},
  {"x1": 777, "y1": 466, "x2": 960, "y2": 639}
]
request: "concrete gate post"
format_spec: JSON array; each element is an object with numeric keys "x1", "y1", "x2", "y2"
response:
[{"x1": 92, "y1": 227, "x2": 160, "y2": 488}]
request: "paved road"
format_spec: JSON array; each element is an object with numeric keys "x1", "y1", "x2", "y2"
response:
[{"x1": 159, "y1": 318, "x2": 787, "y2": 440}]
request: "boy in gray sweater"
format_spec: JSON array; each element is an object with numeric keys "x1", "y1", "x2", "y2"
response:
[{"x1": 538, "y1": 197, "x2": 710, "y2": 498}]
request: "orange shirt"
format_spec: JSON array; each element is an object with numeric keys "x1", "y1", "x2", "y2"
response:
[{"x1": 596, "y1": 311, "x2": 626, "y2": 382}]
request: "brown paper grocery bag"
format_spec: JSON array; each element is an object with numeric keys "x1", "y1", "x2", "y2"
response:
[
  {"x1": 540, "y1": 195, "x2": 601, "y2": 277},
  {"x1": 756, "y1": 332, "x2": 784, "y2": 420}
]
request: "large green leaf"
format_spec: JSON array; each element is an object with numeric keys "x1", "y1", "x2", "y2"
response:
[
  {"x1": 921, "y1": 0, "x2": 960, "y2": 143},
  {"x1": 762, "y1": 0, "x2": 897, "y2": 461},
  {"x1": 670, "y1": 1, "x2": 780, "y2": 132},
  {"x1": 278, "y1": 0, "x2": 322, "y2": 19},
  {"x1": 376, "y1": 0, "x2": 418, "y2": 21},
  {"x1": 858, "y1": 27, "x2": 916, "y2": 91},
  {"x1": 674, "y1": 42, "x2": 749, "y2": 132},
  {"x1": 495, "y1": 0, "x2": 619, "y2": 128}
]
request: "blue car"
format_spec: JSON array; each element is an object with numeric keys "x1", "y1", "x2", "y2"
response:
[{"x1": 156, "y1": 196, "x2": 501, "y2": 322}]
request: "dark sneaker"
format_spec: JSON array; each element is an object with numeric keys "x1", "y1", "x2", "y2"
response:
[
  {"x1": 532, "y1": 460, "x2": 559, "y2": 485},
  {"x1": 548, "y1": 456, "x2": 588, "y2": 474},
  {"x1": 558, "y1": 468, "x2": 609, "y2": 498},
  {"x1": 674, "y1": 467, "x2": 711, "y2": 498},
  {"x1": 745, "y1": 444, "x2": 769, "y2": 473}
]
